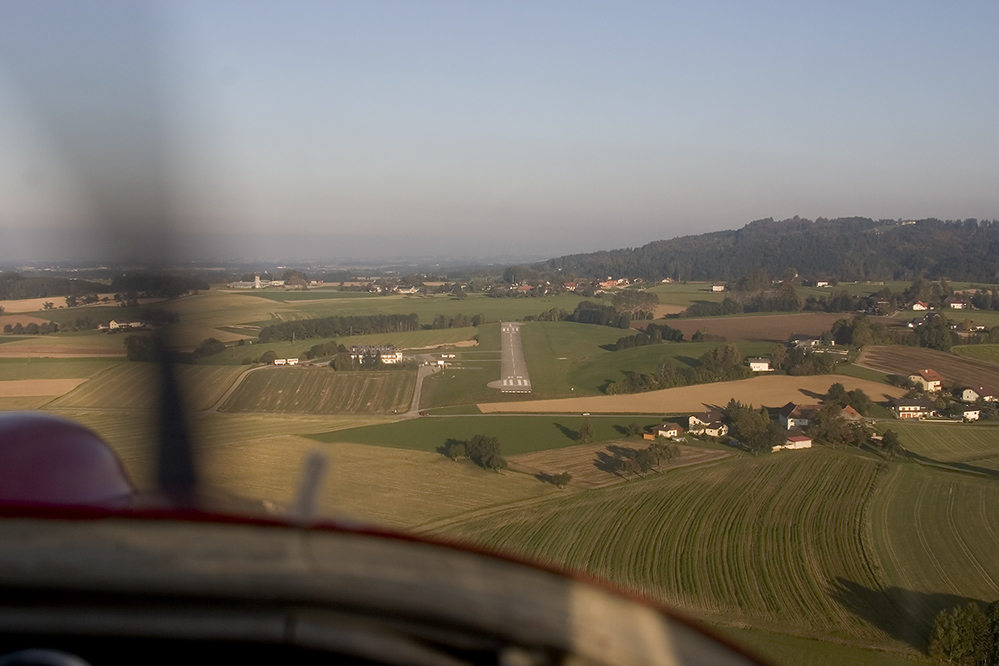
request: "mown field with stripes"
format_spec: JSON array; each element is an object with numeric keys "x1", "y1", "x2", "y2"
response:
[
  {"x1": 883, "y1": 421, "x2": 999, "y2": 472},
  {"x1": 434, "y1": 449, "x2": 896, "y2": 646},
  {"x1": 434, "y1": 443, "x2": 999, "y2": 658},
  {"x1": 48, "y1": 363, "x2": 246, "y2": 411},
  {"x1": 221, "y1": 367, "x2": 415, "y2": 414}
]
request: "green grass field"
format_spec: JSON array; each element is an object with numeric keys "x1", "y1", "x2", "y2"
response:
[
  {"x1": 952, "y1": 344, "x2": 999, "y2": 365},
  {"x1": 644, "y1": 282, "x2": 728, "y2": 306},
  {"x1": 417, "y1": 323, "x2": 507, "y2": 408},
  {"x1": 433, "y1": 449, "x2": 895, "y2": 647},
  {"x1": 870, "y1": 464, "x2": 999, "y2": 646},
  {"x1": 0, "y1": 357, "x2": 123, "y2": 379},
  {"x1": 49, "y1": 363, "x2": 245, "y2": 411},
  {"x1": 566, "y1": 340, "x2": 775, "y2": 394},
  {"x1": 880, "y1": 421, "x2": 999, "y2": 472},
  {"x1": 235, "y1": 290, "x2": 385, "y2": 301},
  {"x1": 221, "y1": 367, "x2": 416, "y2": 414},
  {"x1": 519, "y1": 322, "x2": 631, "y2": 396},
  {"x1": 724, "y1": 628, "x2": 929, "y2": 666},
  {"x1": 832, "y1": 363, "x2": 892, "y2": 384},
  {"x1": 309, "y1": 414, "x2": 667, "y2": 455}
]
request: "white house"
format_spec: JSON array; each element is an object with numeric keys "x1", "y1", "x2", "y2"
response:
[
  {"x1": 747, "y1": 357, "x2": 772, "y2": 372},
  {"x1": 711, "y1": 284, "x2": 726, "y2": 292},
  {"x1": 909, "y1": 368, "x2": 943, "y2": 392},
  {"x1": 815, "y1": 280, "x2": 829, "y2": 288},
  {"x1": 911, "y1": 301, "x2": 929, "y2": 311},
  {"x1": 892, "y1": 398, "x2": 936, "y2": 420},
  {"x1": 962, "y1": 408, "x2": 981, "y2": 422},
  {"x1": 687, "y1": 411, "x2": 728, "y2": 437},
  {"x1": 778, "y1": 402, "x2": 820, "y2": 430},
  {"x1": 653, "y1": 423, "x2": 684, "y2": 439},
  {"x1": 773, "y1": 434, "x2": 812, "y2": 451}
]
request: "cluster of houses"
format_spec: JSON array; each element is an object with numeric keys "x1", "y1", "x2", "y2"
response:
[
  {"x1": 642, "y1": 405, "x2": 836, "y2": 453},
  {"x1": 889, "y1": 367, "x2": 995, "y2": 421},
  {"x1": 348, "y1": 345, "x2": 404, "y2": 365}
]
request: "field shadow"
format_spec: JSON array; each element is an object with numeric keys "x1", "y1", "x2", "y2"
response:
[
  {"x1": 902, "y1": 450, "x2": 999, "y2": 479},
  {"x1": 553, "y1": 422, "x2": 579, "y2": 442},
  {"x1": 797, "y1": 388, "x2": 825, "y2": 400},
  {"x1": 675, "y1": 355, "x2": 700, "y2": 368},
  {"x1": 435, "y1": 438, "x2": 465, "y2": 458},
  {"x1": 830, "y1": 577, "x2": 982, "y2": 651},
  {"x1": 593, "y1": 450, "x2": 623, "y2": 475},
  {"x1": 598, "y1": 343, "x2": 617, "y2": 351}
]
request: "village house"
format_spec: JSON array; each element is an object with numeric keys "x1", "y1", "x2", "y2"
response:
[
  {"x1": 908, "y1": 368, "x2": 943, "y2": 392},
  {"x1": 773, "y1": 433, "x2": 812, "y2": 451},
  {"x1": 746, "y1": 357, "x2": 772, "y2": 372},
  {"x1": 653, "y1": 422, "x2": 684, "y2": 439},
  {"x1": 958, "y1": 386, "x2": 997, "y2": 402},
  {"x1": 839, "y1": 405, "x2": 864, "y2": 422},
  {"x1": 892, "y1": 398, "x2": 936, "y2": 420},
  {"x1": 778, "y1": 402, "x2": 821, "y2": 430},
  {"x1": 911, "y1": 301, "x2": 929, "y2": 311},
  {"x1": 945, "y1": 297, "x2": 968, "y2": 309},
  {"x1": 814, "y1": 280, "x2": 829, "y2": 288},
  {"x1": 962, "y1": 408, "x2": 981, "y2": 421},
  {"x1": 687, "y1": 411, "x2": 728, "y2": 437},
  {"x1": 711, "y1": 283, "x2": 725, "y2": 292}
]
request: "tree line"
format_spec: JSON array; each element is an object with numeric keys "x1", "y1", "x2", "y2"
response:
[
  {"x1": 258, "y1": 313, "x2": 421, "y2": 342},
  {"x1": 0, "y1": 273, "x2": 107, "y2": 300},
  {"x1": 537, "y1": 217, "x2": 999, "y2": 283}
]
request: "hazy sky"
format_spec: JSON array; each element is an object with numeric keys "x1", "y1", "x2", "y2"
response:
[{"x1": 1, "y1": 1, "x2": 997, "y2": 263}]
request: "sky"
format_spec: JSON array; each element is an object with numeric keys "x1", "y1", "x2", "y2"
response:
[{"x1": 0, "y1": 1, "x2": 997, "y2": 264}]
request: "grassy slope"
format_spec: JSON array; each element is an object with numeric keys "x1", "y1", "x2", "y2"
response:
[
  {"x1": 432, "y1": 449, "x2": 897, "y2": 647},
  {"x1": 883, "y1": 421, "x2": 999, "y2": 472},
  {"x1": 952, "y1": 344, "x2": 999, "y2": 365},
  {"x1": 870, "y1": 463, "x2": 999, "y2": 647}
]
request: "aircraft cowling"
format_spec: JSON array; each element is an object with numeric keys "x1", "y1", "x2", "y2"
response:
[{"x1": 0, "y1": 412, "x2": 133, "y2": 506}]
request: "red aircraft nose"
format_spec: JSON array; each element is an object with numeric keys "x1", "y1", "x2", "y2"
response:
[{"x1": 0, "y1": 412, "x2": 133, "y2": 507}]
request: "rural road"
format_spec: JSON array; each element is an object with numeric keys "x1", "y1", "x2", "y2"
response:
[
  {"x1": 206, "y1": 364, "x2": 269, "y2": 412},
  {"x1": 487, "y1": 322, "x2": 531, "y2": 393}
]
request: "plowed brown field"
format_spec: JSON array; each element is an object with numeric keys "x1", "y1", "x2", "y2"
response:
[{"x1": 857, "y1": 345, "x2": 999, "y2": 389}]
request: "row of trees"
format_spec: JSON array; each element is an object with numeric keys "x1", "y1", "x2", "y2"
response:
[
  {"x1": 258, "y1": 313, "x2": 420, "y2": 343},
  {"x1": 614, "y1": 323, "x2": 685, "y2": 350},
  {"x1": 430, "y1": 313, "x2": 483, "y2": 329},
  {"x1": 0, "y1": 272, "x2": 106, "y2": 300},
  {"x1": 3, "y1": 322, "x2": 59, "y2": 335}
]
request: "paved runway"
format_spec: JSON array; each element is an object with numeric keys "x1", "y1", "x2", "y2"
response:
[{"x1": 492, "y1": 322, "x2": 531, "y2": 393}]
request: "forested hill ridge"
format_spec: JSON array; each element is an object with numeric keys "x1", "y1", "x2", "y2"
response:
[{"x1": 538, "y1": 217, "x2": 999, "y2": 282}]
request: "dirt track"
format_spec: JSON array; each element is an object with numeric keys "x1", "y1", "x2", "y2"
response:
[{"x1": 478, "y1": 374, "x2": 905, "y2": 414}]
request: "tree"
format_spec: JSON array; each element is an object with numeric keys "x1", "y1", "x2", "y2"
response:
[
  {"x1": 260, "y1": 350, "x2": 278, "y2": 365},
  {"x1": 123, "y1": 335, "x2": 158, "y2": 362},
  {"x1": 578, "y1": 418, "x2": 594, "y2": 445},
  {"x1": 443, "y1": 439, "x2": 467, "y2": 461},
  {"x1": 64, "y1": 294, "x2": 77, "y2": 308},
  {"x1": 827, "y1": 382, "x2": 848, "y2": 404},
  {"x1": 635, "y1": 448, "x2": 655, "y2": 474},
  {"x1": 881, "y1": 429, "x2": 902, "y2": 461},
  {"x1": 649, "y1": 437, "x2": 679, "y2": 469},
  {"x1": 770, "y1": 344, "x2": 788, "y2": 372},
  {"x1": 552, "y1": 472, "x2": 572, "y2": 488},
  {"x1": 812, "y1": 402, "x2": 851, "y2": 446}
]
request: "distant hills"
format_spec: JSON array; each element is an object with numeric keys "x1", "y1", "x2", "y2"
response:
[{"x1": 537, "y1": 217, "x2": 999, "y2": 283}]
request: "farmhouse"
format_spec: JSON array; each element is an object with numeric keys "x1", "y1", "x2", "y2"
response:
[
  {"x1": 962, "y1": 408, "x2": 981, "y2": 422},
  {"x1": 892, "y1": 398, "x2": 936, "y2": 420},
  {"x1": 908, "y1": 368, "x2": 943, "y2": 392},
  {"x1": 911, "y1": 301, "x2": 929, "y2": 311},
  {"x1": 838, "y1": 405, "x2": 864, "y2": 422},
  {"x1": 778, "y1": 402, "x2": 820, "y2": 430},
  {"x1": 653, "y1": 422, "x2": 684, "y2": 439},
  {"x1": 773, "y1": 434, "x2": 812, "y2": 452},
  {"x1": 945, "y1": 297, "x2": 968, "y2": 309},
  {"x1": 791, "y1": 336, "x2": 821, "y2": 350},
  {"x1": 814, "y1": 280, "x2": 829, "y2": 288},
  {"x1": 104, "y1": 320, "x2": 149, "y2": 332},
  {"x1": 711, "y1": 284, "x2": 726, "y2": 292},
  {"x1": 957, "y1": 385, "x2": 997, "y2": 402},
  {"x1": 746, "y1": 357, "x2": 772, "y2": 372},
  {"x1": 687, "y1": 411, "x2": 728, "y2": 437}
]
